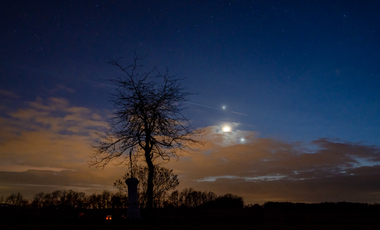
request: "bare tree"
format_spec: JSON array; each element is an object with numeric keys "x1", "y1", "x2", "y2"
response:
[
  {"x1": 111, "y1": 192, "x2": 128, "y2": 209},
  {"x1": 168, "y1": 190, "x2": 179, "y2": 207},
  {"x1": 32, "y1": 192, "x2": 45, "y2": 208},
  {"x1": 6, "y1": 192, "x2": 28, "y2": 206},
  {"x1": 175, "y1": 189, "x2": 217, "y2": 207},
  {"x1": 91, "y1": 54, "x2": 202, "y2": 209},
  {"x1": 114, "y1": 165, "x2": 179, "y2": 208}
]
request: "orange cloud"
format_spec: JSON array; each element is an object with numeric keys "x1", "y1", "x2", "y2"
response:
[
  {"x1": 165, "y1": 127, "x2": 380, "y2": 204},
  {"x1": 0, "y1": 97, "x2": 114, "y2": 175},
  {"x1": 1, "y1": 97, "x2": 380, "y2": 205}
]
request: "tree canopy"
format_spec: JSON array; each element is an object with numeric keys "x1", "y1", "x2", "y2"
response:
[{"x1": 91, "y1": 54, "x2": 202, "y2": 209}]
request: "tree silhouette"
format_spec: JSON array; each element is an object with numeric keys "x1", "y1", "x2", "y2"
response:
[
  {"x1": 6, "y1": 192, "x2": 27, "y2": 206},
  {"x1": 177, "y1": 188, "x2": 217, "y2": 207},
  {"x1": 114, "y1": 165, "x2": 179, "y2": 208},
  {"x1": 32, "y1": 192, "x2": 45, "y2": 208},
  {"x1": 202, "y1": 193, "x2": 244, "y2": 208},
  {"x1": 91, "y1": 54, "x2": 202, "y2": 209},
  {"x1": 168, "y1": 190, "x2": 180, "y2": 207},
  {"x1": 111, "y1": 191, "x2": 128, "y2": 209}
]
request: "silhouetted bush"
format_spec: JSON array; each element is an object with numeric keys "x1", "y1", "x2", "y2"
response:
[
  {"x1": 201, "y1": 193, "x2": 244, "y2": 209},
  {"x1": 245, "y1": 203, "x2": 262, "y2": 210}
]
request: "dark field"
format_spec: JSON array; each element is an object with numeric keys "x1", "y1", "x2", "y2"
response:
[{"x1": 2, "y1": 207, "x2": 380, "y2": 229}]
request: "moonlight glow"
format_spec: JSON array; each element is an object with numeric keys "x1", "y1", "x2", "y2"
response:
[{"x1": 222, "y1": 125, "x2": 231, "y2": 132}]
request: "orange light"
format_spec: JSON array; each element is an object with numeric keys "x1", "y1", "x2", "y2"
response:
[{"x1": 106, "y1": 215, "x2": 112, "y2": 220}]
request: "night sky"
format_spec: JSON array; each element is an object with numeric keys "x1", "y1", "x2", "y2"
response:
[{"x1": 1, "y1": 0, "x2": 380, "y2": 204}]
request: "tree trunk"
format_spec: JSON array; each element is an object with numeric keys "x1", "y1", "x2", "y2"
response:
[{"x1": 145, "y1": 149, "x2": 154, "y2": 210}]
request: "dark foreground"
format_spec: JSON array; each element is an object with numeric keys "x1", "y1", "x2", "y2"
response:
[{"x1": 2, "y1": 208, "x2": 380, "y2": 230}]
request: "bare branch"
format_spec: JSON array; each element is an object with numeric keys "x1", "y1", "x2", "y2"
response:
[{"x1": 91, "y1": 55, "x2": 203, "y2": 209}]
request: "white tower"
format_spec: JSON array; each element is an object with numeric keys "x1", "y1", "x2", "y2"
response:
[{"x1": 125, "y1": 177, "x2": 141, "y2": 219}]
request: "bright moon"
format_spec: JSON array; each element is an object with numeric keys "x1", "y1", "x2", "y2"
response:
[{"x1": 222, "y1": 125, "x2": 231, "y2": 132}]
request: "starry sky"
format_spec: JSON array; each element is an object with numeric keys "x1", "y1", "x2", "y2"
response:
[{"x1": 1, "y1": 0, "x2": 380, "y2": 204}]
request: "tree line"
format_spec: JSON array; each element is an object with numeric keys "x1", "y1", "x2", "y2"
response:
[
  {"x1": 0, "y1": 165, "x2": 244, "y2": 210},
  {"x1": 0, "y1": 188, "x2": 244, "y2": 209}
]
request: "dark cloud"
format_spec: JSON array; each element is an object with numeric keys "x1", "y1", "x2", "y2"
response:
[
  {"x1": 48, "y1": 84, "x2": 76, "y2": 94},
  {"x1": 0, "y1": 90, "x2": 19, "y2": 98}
]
